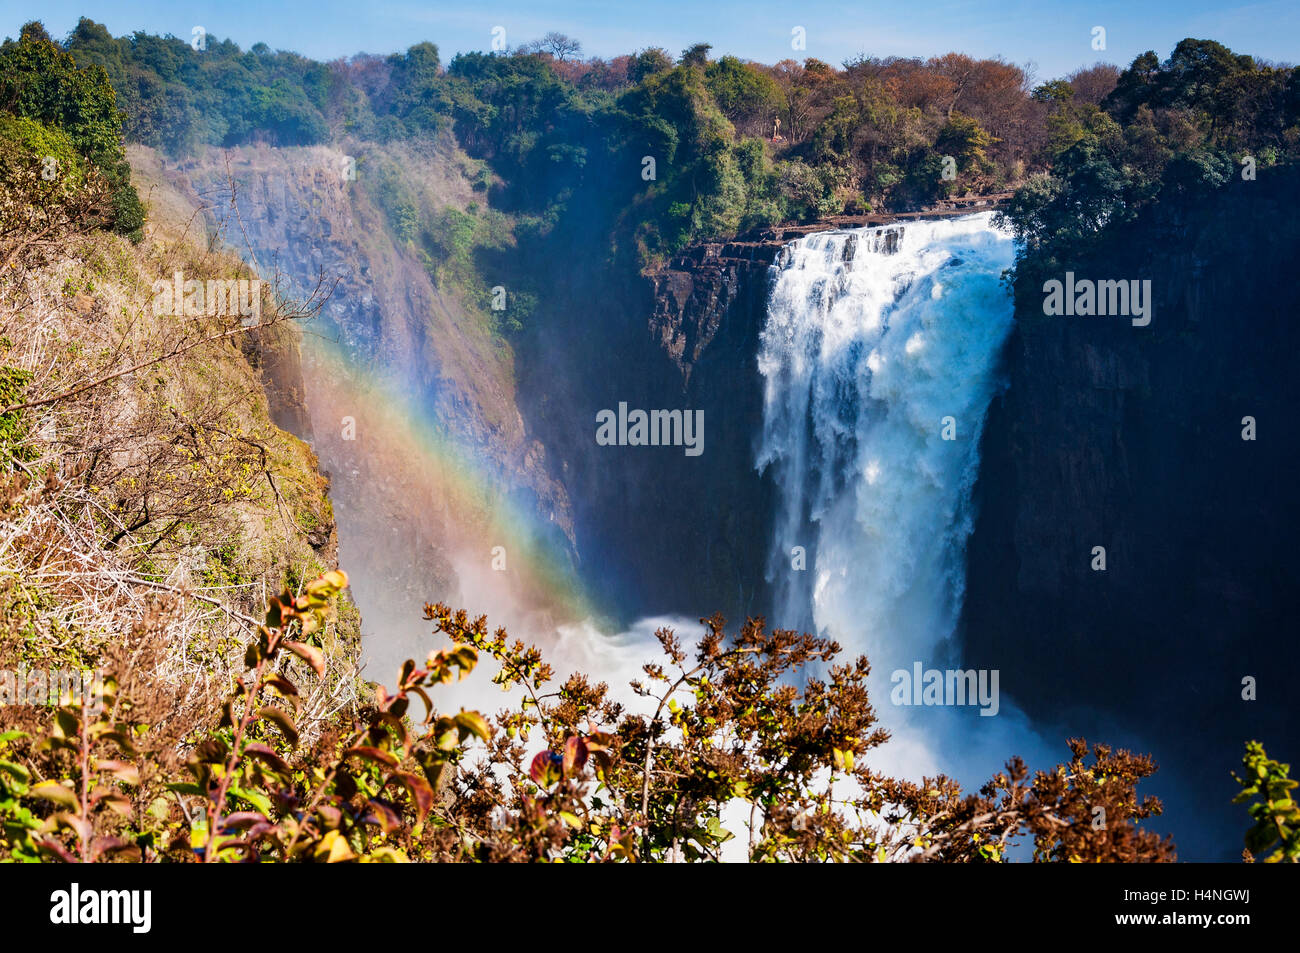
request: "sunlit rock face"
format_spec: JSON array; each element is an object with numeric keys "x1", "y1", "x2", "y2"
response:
[{"x1": 148, "y1": 144, "x2": 578, "y2": 675}]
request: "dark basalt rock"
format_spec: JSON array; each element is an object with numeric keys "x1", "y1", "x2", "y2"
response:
[{"x1": 961, "y1": 167, "x2": 1300, "y2": 860}]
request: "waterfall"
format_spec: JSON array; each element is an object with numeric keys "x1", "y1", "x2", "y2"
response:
[{"x1": 757, "y1": 212, "x2": 1039, "y2": 778}]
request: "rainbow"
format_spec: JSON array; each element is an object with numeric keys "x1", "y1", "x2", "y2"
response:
[{"x1": 293, "y1": 327, "x2": 602, "y2": 661}]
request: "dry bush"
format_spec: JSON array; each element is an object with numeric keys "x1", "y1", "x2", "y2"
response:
[{"x1": 1, "y1": 156, "x2": 361, "y2": 761}]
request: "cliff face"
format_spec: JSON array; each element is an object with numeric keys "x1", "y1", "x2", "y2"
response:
[
  {"x1": 510, "y1": 235, "x2": 779, "y2": 623},
  {"x1": 7, "y1": 147, "x2": 361, "y2": 717},
  {"x1": 140, "y1": 142, "x2": 581, "y2": 668},
  {"x1": 962, "y1": 168, "x2": 1300, "y2": 859},
  {"x1": 648, "y1": 241, "x2": 778, "y2": 384},
  {"x1": 139, "y1": 136, "x2": 789, "y2": 644}
]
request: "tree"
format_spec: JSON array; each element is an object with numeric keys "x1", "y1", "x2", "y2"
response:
[
  {"x1": 0, "y1": 21, "x2": 142, "y2": 238},
  {"x1": 679, "y1": 43, "x2": 712, "y2": 69},
  {"x1": 1068, "y1": 63, "x2": 1120, "y2": 104},
  {"x1": 936, "y1": 111, "x2": 993, "y2": 174},
  {"x1": 1235, "y1": 742, "x2": 1300, "y2": 862},
  {"x1": 705, "y1": 56, "x2": 783, "y2": 135},
  {"x1": 927, "y1": 52, "x2": 981, "y2": 118},
  {"x1": 629, "y1": 47, "x2": 674, "y2": 83},
  {"x1": 539, "y1": 32, "x2": 582, "y2": 61},
  {"x1": 0, "y1": 583, "x2": 1181, "y2": 862},
  {"x1": 0, "y1": 114, "x2": 113, "y2": 272},
  {"x1": 769, "y1": 58, "x2": 840, "y2": 143}
]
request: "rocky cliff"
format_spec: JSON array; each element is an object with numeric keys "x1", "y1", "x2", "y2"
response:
[
  {"x1": 136, "y1": 141, "x2": 579, "y2": 670},
  {"x1": 962, "y1": 167, "x2": 1300, "y2": 859},
  {"x1": 509, "y1": 230, "x2": 782, "y2": 623}
]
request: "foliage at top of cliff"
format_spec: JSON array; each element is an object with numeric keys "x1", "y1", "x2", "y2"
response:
[
  {"x1": 49, "y1": 19, "x2": 1299, "y2": 268},
  {"x1": 998, "y1": 37, "x2": 1300, "y2": 270},
  {"x1": 0, "y1": 21, "x2": 144, "y2": 239},
  {"x1": 48, "y1": 18, "x2": 1045, "y2": 261},
  {"x1": 39, "y1": 19, "x2": 1300, "y2": 278}
]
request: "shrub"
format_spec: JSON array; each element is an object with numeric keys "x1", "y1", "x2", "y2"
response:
[{"x1": 0, "y1": 570, "x2": 1184, "y2": 863}]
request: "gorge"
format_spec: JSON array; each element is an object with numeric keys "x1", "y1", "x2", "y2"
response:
[
  {"x1": 6, "y1": 8, "x2": 1300, "y2": 872},
  {"x1": 66, "y1": 25, "x2": 1293, "y2": 861},
  {"x1": 169, "y1": 148, "x2": 1298, "y2": 860}
]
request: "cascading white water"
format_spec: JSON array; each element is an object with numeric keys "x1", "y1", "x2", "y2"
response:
[{"x1": 757, "y1": 212, "x2": 1040, "y2": 778}]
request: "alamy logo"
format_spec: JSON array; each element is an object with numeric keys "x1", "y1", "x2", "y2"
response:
[
  {"x1": 1042, "y1": 272, "x2": 1152, "y2": 326},
  {"x1": 151, "y1": 271, "x2": 262, "y2": 325},
  {"x1": 890, "y1": 663, "x2": 1000, "y2": 716},
  {"x1": 0, "y1": 666, "x2": 104, "y2": 717},
  {"x1": 595, "y1": 402, "x2": 704, "y2": 457},
  {"x1": 50, "y1": 884, "x2": 151, "y2": 933}
]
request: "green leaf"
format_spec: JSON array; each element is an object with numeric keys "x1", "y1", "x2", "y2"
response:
[
  {"x1": 164, "y1": 782, "x2": 207, "y2": 796},
  {"x1": 432, "y1": 716, "x2": 459, "y2": 752},
  {"x1": 307, "y1": 570, "x2": 349, "y2": 597},
  {"x1": 230, "y1": 786, "x2": 273, "y2": 815},
  {"x1": 55, "y1": 710, "x2": 80, "y2": 736},
  {"x1": 0, "y1": 760, "x2": 31, "y2": 783},
  {"x1": 705, "y1": 816, "x2": 733, "y2": 843}
]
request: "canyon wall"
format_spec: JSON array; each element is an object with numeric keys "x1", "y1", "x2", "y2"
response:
[
  {"x1": 510, "y1": 235, "x2": 780, "y2": 623},
  {"x1": 962, "y1": 167, "x2": 1300, "y2": 859},
  {"x1": 136, "y1": 141, "x2": 578, "y2": 670}
]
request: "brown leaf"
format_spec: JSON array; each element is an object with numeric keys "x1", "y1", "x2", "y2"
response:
[
  {"x1": 390, "y1": 772, "x2": 434, "y2": 823},
  {"x1": 241, "y1": 743, "x2": 292, "y2": 775},
  {"x1": 90, "y1": 836, "x2": 139, "y2": 862},
  {"x1": 564, "y1": 736, "x2": 589, "y2": 776},
  {"x1": 31, "y1": 781, "x2": 79, "y2": 810},
  {"x1": 344, "y1": 745, "x2": 398, "y2": 769},
  {"x1": 284, "y1": 640, "x2": 325, "y2": 677},
  {"x1": 96, "y1": 759, "x2": 140, "y2": 786},
  {"x1": 258, "y1": 707, "x2": 299, "y2": 747}
]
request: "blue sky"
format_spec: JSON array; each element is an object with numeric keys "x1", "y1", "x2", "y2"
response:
[{"x1": 2, "y1": 0, "x2": 1296, "y2": 78}]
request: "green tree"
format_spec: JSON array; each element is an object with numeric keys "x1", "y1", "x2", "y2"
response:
[
  {"x1": 705, "y1": 56, "x2": 783, "y2": 134},
  {"x1": 679, "y1": 43, "x2": 712, "y2": 69},
  {"x1": 1234, "y1": 742, "x2": 1300, "y2": 863},
  {"x1": 629, "y1": 47, "x2": 674, "y2": 84},
  {"x1": 935, "y1": 112, "x2": 992, "y2": 172},
  {"x1": 0, "y1": 21, "x2": 142, "y2": 237}
]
